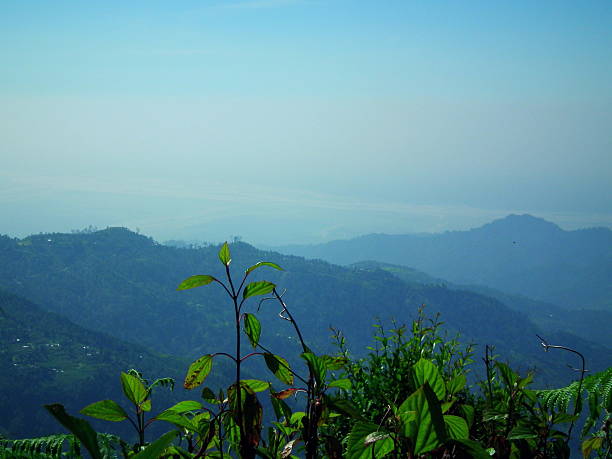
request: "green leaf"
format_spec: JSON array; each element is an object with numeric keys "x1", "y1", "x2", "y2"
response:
[
  {"x1": 264, "y1": 353, "x2": 293, "y2": 385},
  {"x1": 184, "y1": 354, "x2": 213, "y2": 389},
  {"x1": 495, "y1": 361, "x2": 518, "y2": 388},
  {"x1": 453, "y1": 439, "x2": 494, "y2": 459},
  {"x1": 325, "y1": 396, "x2": 367, "y2": 421},
  {"x1": 241, "y1": 379, "x2": 271, "y2": 393},
  {"x1": 552, "y1": 412, "x2": 578, "y2": 424},
  {"x1": 270, "y1": 394, "x2": 292, "y2": 421},
  {"x1": 154, "y1": 411, "x2": 198, "y2": 431},
  {"x1": 201, "y1": 387, "x2": 222, "y2": 404},
  {"x1": 80, "y1": 400, "x2": 128, "y2": 422},
  {"x1": 245, "y1": 261, "x2": 283, "y2": 275},
  {"x1": 218, "y1": 242, "x2": 231, "y2": 266},
  {"x1": 412, "y1": 358, "x2": 446, "y2": 400},
  {"x1": 508, "y1": 425, "x2": 538, "y2": 440},
  {"x1": 120, "y1": 372, "x2": 147, "y2": 406},
  {"x1": 347, "y1": 421, "x2": 394, "y2": 459},
  {"x1": 243, "y1": 281, "x2": 276, "y2": 300},
  {"x1": 444, "y1": 415, "x2": 469, "y2": 440},
  {"x1": 398, "y1": 383, "x2": 447, "y2": 455},
  {"x1": 301, "y1": 352, "x2": 327, "y2": 387},
  {"x1": 161, "y1": 400, "x2": 203, "y2": 414},
  {"x1": 44, "y1": 404, "x2": 103, "y2": 459},
  {"x1": 140, "y1": 399, "x2": 152, "y2": 412},
  {"x1": 328, "y1": 378, "x2": 352, "y2": 390},
  {"x1": 447, "y1": 373, "x2": 467, "y2": 396},
  {"x1": 177, "y1": 275, "x2": 217, "y2": 291},
  {"x1": 460, "y1": 404, "x2": 475, "y2": 428},
  {"x1": 582, "y1": 436, "x2": 603, "y2": 458},
  {"x1": 290, "y1": 411, "x2": 307, "y2": 426},
  {"x1": 132, "y1": 431, "x2": 178, "y2": 459},
  {"x1": 243, "y1": 313, "x2": 261, "y2": 348}
]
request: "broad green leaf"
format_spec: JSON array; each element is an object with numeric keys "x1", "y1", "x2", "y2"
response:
[
  {"x1": 218, "y1": 242, "x2": 231, "y2": 266},
  {"x1": 444, "y1": 415, "x2": 469, "y2": 440},
  {"x1": 441, "y1": 400, "x2": 455, "y2": 413},
  {"x1": 582, "y1": 437, "x2": 603, "y2": 458},
  {"x1": 347, "y1": 421, "x2": 394, "y2": 459},
  {"x1": 161, "y1": 400, "x2": 203, "y2": 413},
  {"x1": 154, "y1": 411, "x2": 198, "y2": 431},
  {"x1": 80, "y1": 400, "x2": 128, "y2": 422},
  {"x1": 44, "y1": 404, "x2": 103, "y2": 459},
  {"x1": 177, "y1": 275, "x2": 217, "y2": 291},
  {"x1": 495, "y1": 361, "x2": 517, "y2": 388},
  {"x1": 201, "y1": 387, "x2": 221, "y2": 404},
  {"x1": 322, "y1": 355, "x2": 348, "y2": 370},
  {"x1": 245, "y1": 261, "x2": 283, "y2": 275},
  {"x1": 243, "y1": 313, "x2": 261, "y2": 348},
  {"x1": 328, "y1": 378, "x2": 352, "y2": 390},
  {"x1": 132, "y1": 431, "x2": 178, "y2": 459},
  {"x1": 552, "y1": 412, "x2": 578, "y2": 424},
  {"x1": 184, "y1": 354, "x2": 213, "y2": 389},
  {"x1": 398, "y1": 383, "x2": 447, "y2": 455},
  {"x1": 447, "y1": 373, "x2": 467, "y2": 396},
  {"x1": 325, "y1": 396, "x2": 366, "y2": 421},
  {"x1": 140, "y1": 398, "x2": 151, "y2": 412},
  {"x1": 412, "y1": 358, "x2": 446, "y2": 400},
  {"x1": 270, "y1": 394, "x2": 292, "y2": 421},
  {"x1": 290, "y1": 411, "x2": 306, "y2": 426},
  {"x1": 508, "y1": 425, "x2": 538, "y2": 440},
  {"x1": 453, "y1": 439, "x2": 494, "y2": 459},
  {"x1": 243, "y1": 281, "x2": 276, "y2": 300},
  {"x1": 241, "y1": 379, "x2": 271, "y2": 393},
  {"x1": 120, "y1": 372, "x2": 147, "y2": 406},
  {"x1": 460, "y1": 404, "x2": 475, "y2": 428},
  {"x1": 301, "y1": 352, "x2": 327, "y2": 387},
  {"x1": 264, "y1": 353, "x2": 293, "y2": 385}
]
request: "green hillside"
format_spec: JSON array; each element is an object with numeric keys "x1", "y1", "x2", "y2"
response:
[
  {"x1": 0, "y1": 289, "x2": 190, "y2": 438},
  {"x1": 274, "y1": 214, "x2": 612, "y2": 310},
  {"x1": 352, "y1": 260, "x2": 612, "y2": 349},
  {"x1": 0, "y1": 229, "x2": 610, "y2": 456},
  {"x1": 0, "y1": 228, "x2": 608, "y2": 391}
]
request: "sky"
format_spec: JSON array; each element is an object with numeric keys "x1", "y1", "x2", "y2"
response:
[{"x1": 1, "y1": 0, "x2": 611, "y2": 245}]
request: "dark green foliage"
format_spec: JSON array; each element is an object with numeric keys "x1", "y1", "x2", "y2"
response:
[
  {"x1": 1, "y1": 229, "x2": 611, "y2": 457},
  {"x1": 0, "y1": 289, "x2": 188, "y2": 439}
]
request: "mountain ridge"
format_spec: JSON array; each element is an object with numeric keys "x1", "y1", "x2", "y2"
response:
[{"x1": 270, "y1": 214, "x2": 612, "y2": 310}]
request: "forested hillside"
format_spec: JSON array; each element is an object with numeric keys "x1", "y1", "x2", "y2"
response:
[
  {"x1": 1, "y1": 227, "x2": 610, "y2": 442},
  {"x1": 273, "y1": 214, "x2": 612, "y2": 310},
  {"x1": 0, "y1": 228, "x2": 610, "y2": 456},
  {"x1": 0, "y1": 289, "x2": 189, "y2": 438},
  {"x1": 351, "y1": 261, "x2": 612, "y2": 349}
]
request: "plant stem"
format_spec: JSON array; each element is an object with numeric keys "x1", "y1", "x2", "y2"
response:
[{"x1": 537, "y1": 334, "x2": 587, "y2": 447}]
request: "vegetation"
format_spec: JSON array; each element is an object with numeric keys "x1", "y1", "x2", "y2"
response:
[{"x1": 1, "y1": 244, "x2": 609, "y2": 458}]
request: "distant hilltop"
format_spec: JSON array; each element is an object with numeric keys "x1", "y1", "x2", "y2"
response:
[{"x1": 271, "y1": 214, "x2": 612, "y2": 310}]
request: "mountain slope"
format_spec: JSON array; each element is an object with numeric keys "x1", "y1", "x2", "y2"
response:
[
  {"x1": 0, "y1": 227, "x2": 608, "y2": 394},
  {"x1": 273, "y1": 214, "x2": 612, "y2": 310},
  {"x1": 0, "y1": 289, "x2": 190, "y2": 438},
  {"x1": 352, "y1": 260, "x2": 612, "y2": 349}
]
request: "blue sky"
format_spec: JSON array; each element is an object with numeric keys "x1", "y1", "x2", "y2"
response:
[{"x1": 1, "y1": 0, "x2": 611, "y2": 244}]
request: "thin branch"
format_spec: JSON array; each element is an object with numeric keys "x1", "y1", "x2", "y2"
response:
[{"x1": 536, "y1": 334, "x2": 588, "y2": 446}]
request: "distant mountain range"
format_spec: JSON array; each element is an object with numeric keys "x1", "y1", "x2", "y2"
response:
[
  {"x1": 0, "y1": 222, "x2": 610, "y2": 438},
  {"x1": 272, "y1": 214, "x2": 612, "y2": 310},
  {"x1": 350, "y1": 260, "x2": 612, "y2": 350}
]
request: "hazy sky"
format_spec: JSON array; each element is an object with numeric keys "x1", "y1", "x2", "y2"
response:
[{"x1": 1, "y1": 0, "x2": 611, "y2": 244}]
